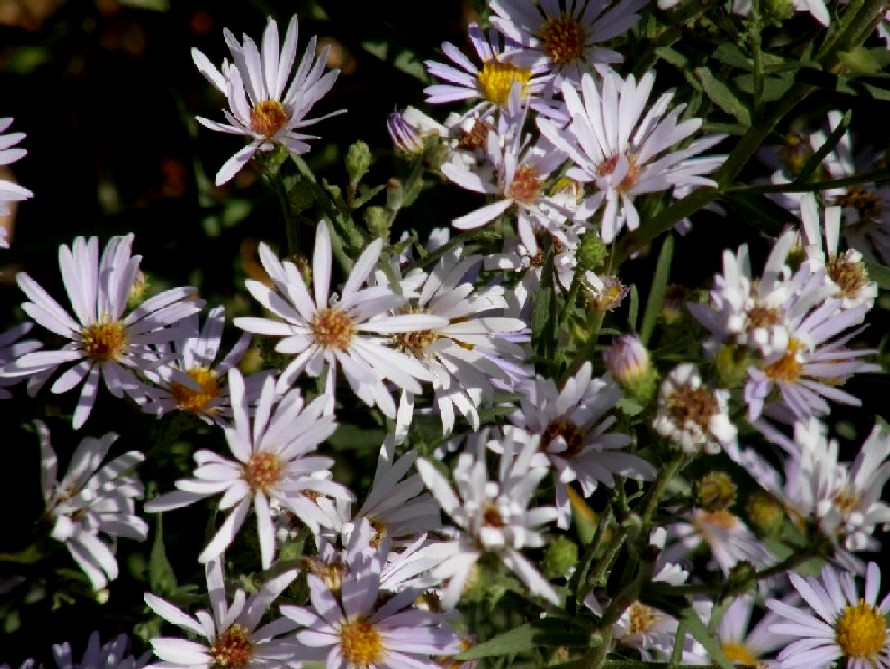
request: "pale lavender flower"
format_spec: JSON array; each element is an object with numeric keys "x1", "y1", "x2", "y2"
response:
[
  {"x1": 416, "y1": 431, "x2": 560, "y2": 607},
  {"x1": 52, "y1": 632, "x2": 149, "y2": 669},
  {"x1": 140, "y1": 305, "x2": 260, "y2": 424},
  {"x1": 2, "y1": 234, "x2": 203, "y2": 429},
  {"x1": 0, "y1": 322, "x2": 40, "y2": 399},
  {"x1": 538, "y1": 70, "x2": 725, "y2": 243},
  {"x1": 38, "y1": 421, "x2": 147, "y2": 591},
  {"x1": 767, "y1": 561, "x2": 890, "y2": 669},
  {"x1": 192, "y1": 15, "x2": 343, "y2": 185},
  {"x1": 280, "y1": 518, "x2": 461, "y2": 669},
  {"x1": 489, "y1": 0, "x2": 647, "y2": 86},
  {"x1": 508, "y1": 361, "x2": 656, "y2": 528},
  {"x1": 0, "y1": 117, "x2": 33, "y2": 221},
  {"x1": 234, "y1": 223, "x2": 447, "y2": 419},
  {"x1": 144, "y1": 556, "x2": 299, "y2": 669},
  {"x1": 144, "y1": 368, "x2": 352, "y2": 569}
]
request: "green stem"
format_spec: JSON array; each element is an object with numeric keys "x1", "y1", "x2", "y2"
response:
[
  {"x1": 570, "y1": 504, "x2": 614, "y2": 606},
  {"x1": 728, "y1": 169, "x2": 890, "y2": 194}
]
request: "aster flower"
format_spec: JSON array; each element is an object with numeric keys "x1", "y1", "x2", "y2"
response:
[
  {"x1": 38, "y1": 421, "x2": 147, "y2": 591},
  {"x1": 489, "y1": 0, "x2": 647, "y2": 85},
  {"x1": 653, "y1": 363, "x2": 737, "y2": 455},
  {"x1": 2, "y1": 234, "x2": 203, "y2": 429},
  {"x1": 140, "y1": 305, "x2": 260, "y2": 424},
  {"x1": 389, "y1": 249, "x2": 530, "y2": 435},
  {"x1": 799, "y1": 193, "x2": 877, "y2": 311},
  {"x1": 234, "y1": 222, "x2": 447, "y2": 419},
  {"x1": 0, "y1": 322, "x2": 41, "y2": 399},
  {"x1": 144, "y1": 368, "x2": 352, "y2": 569},
  {"x1": 192, "y1": 15, "x2": 343, "y2": 185},
  {"x1": 416, "y1": 431, "x2": 560, "y2": 607},
  {"x1": 710, "y1": 595, "x2": 794, "y2": 668},
  {"x1": 424, "y1": 23, "x2": 557, "y2": 121},
  {"x1": 508, "y1": 361, "x2": 656, "y2": 528},
  {"x1": 52, "y1": 632, "x2": 149, "y2": 669},
  {"x1": 440, "y1": 105, "x2": 574, "y2": 234},
  {"x1": 0, "y1": 117, "x2": 33, "y2": 221},
  {"x1": 767, "y1": 561, "x2": 890, "y2": 669},
  {"x1": 144, "y1": 556, "x2": 299, "y2": 669},
  {"x1": 538, "y1": 70, "x2": 725, "y2": 243},
  {"x1": 280, "y1": 518, "x2": 461, "y2": 669}
]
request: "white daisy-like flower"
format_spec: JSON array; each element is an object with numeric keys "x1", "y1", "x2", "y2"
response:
[
  {"x1": 508, "y1": 361, "x2": 656, "y2": 528},
  {"x1": 2, "y1": 234, "x2": 203, "y2": 429},
  {"x1": 713, "y1": 594, "x2": 794, "y2": 668},
  {"x1": 440, "y1": 106, "x2": 573, "y2": 233},
  {"x1": 416, "y1": 431, "x2": 560, "y2": 607},
  {"x1": 0, "y1": 322, "x2": 41, "y2": 399},
  {"x1": 144, "y1": 368, "x2": 352, "y2": 569},
  {"x1": 653, "y1": 363, "x2": 736, "y2": 455},
  {"x1": 140, "y1": 305, "x2": 260, "y2": 424},
  {"x1": 234, "y1": 222, "x2": 447, "y2": 419},
  {"x1": 424, "y1": 23, "x2": 557, "y2": 120},
  {"x1": 799, "y1": 193, "x2": 878, "y2": 311},
  {"x1": 538, "y1": 70, "x2": 725, "y2": 243},
  {"x1": 38, "y1": 421, "x2": 147, "y2": 591},
  {"x1": 663, "y1": 507, "x2": 774, "y2": 579},
  {"x1": 390, "y1": 249, "x2": 530, "y2": 435},
  {"x1": 144, "y1": 555, "x2": 299, "y2": 669},
  {"x1": 489, "y1": 0, "x2": 647, "y2": 85},
  {"x1": 767, "y1": 561, "x2": 890, "y2": 669},
  {"x1": 0, "y1": 117, "x2": 33, "y2": 221},
  {"x1": 52, "y1": 632, "x2": 149, "y2": 669},
  {"x1": 280, "y1": 518, "x2": 461, "y2": 669},
  {"x1": 192, "y1": 15, "x2": 343, "y2": 185}
]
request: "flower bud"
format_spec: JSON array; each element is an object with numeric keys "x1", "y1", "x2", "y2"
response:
[
  {"x1": 577, "y1": 232, "x2": 607, "y2": 272},
  {"x1": 345, "y1": 140, "x2": 372, "y2": 186},
  {"x1": 385, "y1": 178, "x2": 403, "y2": 212},
  {"x1": 746, "y1": 491, "x2": 786, "y2": 537},
  {"x1": 714, "y1": 343, "x2": 752, "y2": 390},
  {"x1": 603, "y1": 334, "x2": 657, "y2": 402},
  {"x1": 696, "y1": 471, "x2": 737, "y2": 512},
  {"x1": 542, "y1": 536, "x2": 578, "y2": 579},
  {"x1": 364, "y1": 205, "x2": 392, "y2": 239}
]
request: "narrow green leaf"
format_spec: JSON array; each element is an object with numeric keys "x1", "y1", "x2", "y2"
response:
[
  {"x1": 456, "y1": 620, "x2": 596, "y2": 660},
  {"x1": 681, "y1": 607, "x2": 734, "y2": 669},
  {"x1": 150, "y1": 517, "x2": 177, "y2": 596},
  {"x1": 628, "y1": 284, "x2": 640, "y2": 333},
  {"x1": 640, "y1": 235, "x2": 674, "y2": 346},
  {"x1": 653, "y1": 46, "x2": 688, "y2": 68},
  {"x1": 721, "y1": 191, "x2": 795, "y2": 236},
  {"x1": 712, "y1": 43, "x2": 752, "y2": 69},
  {"x1": 864, "y1": 259, "x2": 890, "y2": 290},
  {"x1": 695, "y1": 67, "x2": 752, "y2": 126}
]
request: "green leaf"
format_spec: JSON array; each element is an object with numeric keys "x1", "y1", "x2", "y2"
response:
[
  {"x1": 695, "y1": 67, "x2": 752, "y2": 126},
  {"x1": 681, "y1": 607, "x2": 734, "y2": 669},
  {"x1": 712, "y1": 43, "x2": 752, "y2": 70},
  {"x1": 864, "y1": 259, "x2": 890, "y2": 290},
  {"x1": 149, "y1": 517, "x2": 177, "y2": 597},
  {"x1": 455, "y1": 620, "x2": 597, "y2": 660},
  {"x1": 360, "y1": 40, "x2": 429, "y2": 82},
  {"x1": 640, "y1": 234, "x2": 674, "y2": 346},
  {"x1": 532, "y1": 247, "x2": 558, "y2": 364},
  {"x1": 653, "y1": 46, "x2": 688, "y2": 68},
  {"x1": 838, "y1": 46, "x2": 890, "y2": 75},
  {"x1": 721, "y1": 191, "x2": 796, "y2": 236},
  {"x1": 628, "y1": 284, "x2": 640, "y2": 333},
  {"x1": 734, "y1": 71, "x2": 795, "y2": 102}
]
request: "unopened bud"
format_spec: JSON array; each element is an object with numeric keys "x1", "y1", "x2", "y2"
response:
[
  {"x1": 385, "y1": 178, "x2": 403, "y2": 212},
  {"x1": 542, "y1": 536, "x2": 578, "y2": 579},
  {"x1": 603, "y1": 334, "x2": 657, "y2": 402},
  {"x1": 696, "y1": 471, "x2": 737, "y2": 512},
  {"x1": 346, "y1": 140, "x2": 372, "y2": 186},
  {"x1": 746, "y1": 491, "x2": 786, "y2": 537},
  {"x1": 577, "y1": 232, "x2": 607, "y2": 272},
  {"x1": 364, "y1": 205, "x2": 392, "y2": 239}
]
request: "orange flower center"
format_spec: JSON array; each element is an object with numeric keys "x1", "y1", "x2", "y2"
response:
[
  {"x1": 507, "y1": 164, "x2": 542, "y2": 204},
  {"x1": 242, "y1": 452, "x2": 282, "y2": 493},
  {"x1": 540, "y1": 13, "x2": 586, "y2": 65},
  {"x1": 250, "y1": 99, "x2": 290, "y2": 139},
  {"x1": 340, "y1": 616, "x2": 383, "y2": 668},
  {"x1": 210, "y1": 624, "x2": 253, "y2": 669},
  {"x1": 311, "y1": 306, "x2": 356, "y2": 350}
]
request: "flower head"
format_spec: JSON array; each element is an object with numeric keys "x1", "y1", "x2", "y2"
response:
[
  {"x1": 192, "y1": 15, "x2": 343, "y2": 185},
  {"x1": 0, "y1": 117, "x2": 33, "y2": 222}
]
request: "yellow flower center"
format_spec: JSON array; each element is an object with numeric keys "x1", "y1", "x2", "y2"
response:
[
  {"x1": 311, "y1": 306, "x2": 356, "y2": 350},
  {"x1": 170, "y1": 366, "x2": 219, "y2": 413},
  {"x1": 627, "y1": 602, "x2": 656, "y2": 635},
  {"x1": 838, "y1": 186, "x2": 883, "y2": 222},
  {"x1": 478, "y1": 60, "x2": 531, "y2": 106},
  {"x1": 340, "y1": 616, "x2": 384, "y2": 668},
  {"x1": 507, "y1": 163, "x2": 542, "y2": 204},
  {"x1": 210, "y1": 624, "x2": 253, "y2": 669},
  {"x1": 763, "y1": 339, "x2": 803, "y2": 382},
  {"x1": 540, "y1": 13, "x2": 586, "y2": 65},
  {"x1": 835, "y1": 599, "x2": 887, "y2": 659},
  {"x1": 250, "y1": 99, "x2": 290, "y2": 139},
  {"x1": 81, "y1": 321, "x2": 127, "y2": 362},
  {"x1": 242, "y1": 452, "x2": 283, "y2": 493},
  {"x1": 392, "y1": 328, "x2": 440, "y2": 356},
  {"x1": 721, "y1": 641, "x2": 758, "y2": 666}
]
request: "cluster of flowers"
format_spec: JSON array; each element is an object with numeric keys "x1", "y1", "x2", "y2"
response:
[{"x1": 3, "y1": 1, "x2": 890, "y2": 668}]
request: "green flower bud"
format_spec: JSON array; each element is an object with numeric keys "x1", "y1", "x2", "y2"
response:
[
  {"x1": 345, "y1": 140, "x2": 372, "y2": 186},
  {"x1": 364, "y1": 205, "x2": 392, "y2": 239},
  {"x1": 603, "y1": 334, "x2": 658, "y2": 403},
  {"x1": 746, "y1": 491, "x2": 786, "y2": 538},
  {"x1": 542, "y1": 536, "x2": 579, "y2": 579},
  {"x1": 577, "y1": 232, "x2": 607, "y2": 272},
  {"x1": 714, "y1": 343, "x2": 752, "y2": 390},
  {"x1": 762, "y1": 0, "x2": 795, "y2": 22},
  {"x1": 696, "y1": 471, "x2": 737, "y2": 512}
]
